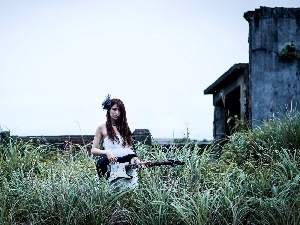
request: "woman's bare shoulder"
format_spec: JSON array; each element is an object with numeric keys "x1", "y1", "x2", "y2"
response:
[
  {"x1": 97, "y1": 121, "x2": 106, "y2": 128},
  {"x1": 96, "y1": 122, "x2": 107, "y2": 137}
]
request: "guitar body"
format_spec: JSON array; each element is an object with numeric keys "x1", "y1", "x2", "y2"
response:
[
  {"x1": 96, "y1": 154, "x2": 138, "y2": 189},
  {"x1": 108, "y1": 163, "x2": 132, "y2": 181},
  {"x1": 108, "y1": 162, "x2": 138, "y2": 189}
]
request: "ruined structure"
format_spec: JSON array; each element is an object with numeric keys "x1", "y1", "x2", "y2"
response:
[
  {"x1": 205, "y1": 7, "x2": 300, "y2": 140},
  {"x1": 204, "y1": 63, "x2": 249, "y2": 140},
  {"x1": 132, "y1": 129, "x2": 152, "y2": 145}
]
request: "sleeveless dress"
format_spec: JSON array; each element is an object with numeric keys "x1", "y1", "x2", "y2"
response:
[{"x1": 103, "y1": 135, "x2": 138, "y2": 189}]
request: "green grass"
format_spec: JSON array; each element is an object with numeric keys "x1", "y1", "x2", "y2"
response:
[{"x1": 1, "y1": 113, "x2": 300, "y2": 224}]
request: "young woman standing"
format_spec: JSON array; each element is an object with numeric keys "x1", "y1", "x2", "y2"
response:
[{"x1": 91, "y1": 95, "x2": 144, "y2": 188}]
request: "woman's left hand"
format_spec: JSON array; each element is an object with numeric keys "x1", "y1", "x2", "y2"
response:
[
  {"x1": 139, "y1": 162, "x2": 147, "y2": 169},
  {"x1": 133, "y1": 158, "x2": 147, "y2": 168}
]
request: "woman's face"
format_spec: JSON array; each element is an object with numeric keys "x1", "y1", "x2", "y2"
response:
[{"x1": 109, "y1": 104, "x2": 121, "y2": 121}]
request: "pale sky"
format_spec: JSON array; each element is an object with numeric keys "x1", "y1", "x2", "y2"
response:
[{"x1": 1, "y1": 0, "x2": 299, "y2": 140}]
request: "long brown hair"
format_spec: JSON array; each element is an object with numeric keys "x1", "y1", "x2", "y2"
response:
[{"x1": 106, "y1": 98, "x2": 133, "y2": 147}]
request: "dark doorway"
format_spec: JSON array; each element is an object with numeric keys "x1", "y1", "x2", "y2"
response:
[{"x1": 224, "y1": 86, "x2": 241, "y2": 135}]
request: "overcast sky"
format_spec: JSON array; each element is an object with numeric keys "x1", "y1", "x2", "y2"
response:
[{"x1": 1, "y1": 0, "x2": 299, "y2": 140}]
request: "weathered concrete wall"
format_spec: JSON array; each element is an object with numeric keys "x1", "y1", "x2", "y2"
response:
[
  {"x1": 132, "y1": 129, "x2": 152, "y2": 145},
  {"x1": 213, "y1": 106, "x2": 226, "y2": 140},
  {"x1": 0, "y1": 130, "x2": 153, "y2": 153},
  {"x1": 244, "y1": 7, "x2": 300, "y2": 127}
]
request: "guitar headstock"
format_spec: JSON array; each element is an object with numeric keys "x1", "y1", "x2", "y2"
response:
[{"x1": 168, "y1": 160, "x2": 185, "y2": 167}]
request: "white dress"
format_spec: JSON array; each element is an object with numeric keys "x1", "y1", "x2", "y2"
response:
[{"x1": 103, "y1": 135, "x2": 138, "y2": 189}]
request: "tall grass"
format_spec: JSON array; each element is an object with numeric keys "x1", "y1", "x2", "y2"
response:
[{"x1": 1, "y1": 112, "x2": 300, "y2": 224}]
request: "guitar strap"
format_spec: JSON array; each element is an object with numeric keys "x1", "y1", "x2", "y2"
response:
[{"x1": 96, "y1": 154, "x2": 137, "y2": 179}]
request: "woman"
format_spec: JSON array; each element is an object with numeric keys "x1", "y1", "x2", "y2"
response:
[{"x1": 91, "y1": 94, "x2": 143, "y2": 188}]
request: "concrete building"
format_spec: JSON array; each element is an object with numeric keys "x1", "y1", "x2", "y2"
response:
[{"x1": 205, "y1": 6, "x2": 300, "y2": 140}]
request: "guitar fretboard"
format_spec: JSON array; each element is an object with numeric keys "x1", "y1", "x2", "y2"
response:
[{"x1": 125, "y1": 160, "x2": 184, "y2": 169}]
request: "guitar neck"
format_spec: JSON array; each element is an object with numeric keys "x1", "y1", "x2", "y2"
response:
[{"x1": 125, "y1": 161, "x2": 183, "y2": 169}]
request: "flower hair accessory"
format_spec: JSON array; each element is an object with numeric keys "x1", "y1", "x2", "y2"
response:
[{"x1": 102, "y1": 94, "x2": 111, "y2": 110}]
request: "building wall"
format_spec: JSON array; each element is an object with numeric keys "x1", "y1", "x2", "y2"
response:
[{"x1": 245, "y1": 7, "x2": 300, "y2": 127}]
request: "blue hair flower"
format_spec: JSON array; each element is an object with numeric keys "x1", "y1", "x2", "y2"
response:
[{"x1": 102, "y1": 94, "x2": 111, "y2": 110}]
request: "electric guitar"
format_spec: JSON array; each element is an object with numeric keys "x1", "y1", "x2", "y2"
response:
[{"x1": 107, "y1": 158, "x2": 185, "y2": 183}]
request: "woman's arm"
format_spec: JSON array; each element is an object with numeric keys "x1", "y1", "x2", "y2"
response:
[
  {"x1": 91, "y1": 124, "x2": 118, "y2": 163},
  {"x1": 91, "y1": 124, "x2": 105, "y2": 155}
]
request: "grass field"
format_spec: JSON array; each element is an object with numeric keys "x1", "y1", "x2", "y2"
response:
[{"x1": 1, "y1": 112, "x2": 300, "y2": 224}]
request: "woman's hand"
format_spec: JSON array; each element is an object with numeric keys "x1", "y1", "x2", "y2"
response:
[
  {"x1": 133, "y1": 158, "x2": 147, "y2": 168},
  {"x1": 106, "y1": 151, "x2": 118, "y2": 163},
  {"x1": 138, "y1": 162, "x2": 147, "y2": 169}
]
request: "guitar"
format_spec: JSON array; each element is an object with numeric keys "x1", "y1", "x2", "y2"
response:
[
  {"x1": 107, "y1": 159, "x2": 185, "y2": 183},
  {"x1": 96, "y1": 154, "x2": 138, "y2": 179}
]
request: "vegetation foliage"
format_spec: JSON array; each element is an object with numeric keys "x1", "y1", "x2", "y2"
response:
[
  {"x1": 280, "y1": 40, "x2": 300, "y2": 62},
  {"x1": 1, "y1": 112, "x2": 300, "y2": 224}
]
